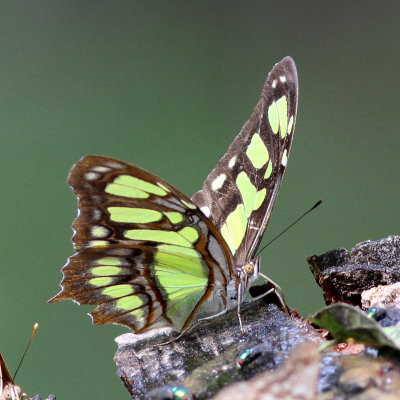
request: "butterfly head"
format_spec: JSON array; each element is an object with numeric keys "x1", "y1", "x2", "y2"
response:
[
  {"x1": 243, "y1": 261, "x2": 258, "y2": 276},
  {"x1": 236, "y1": 257, "x2": 260, "y2": 301},
  {"x1": 241, "y1": 257, "x2": 260, "y2": 279}
]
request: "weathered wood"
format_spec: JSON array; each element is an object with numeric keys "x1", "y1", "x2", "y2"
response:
[
  {"x1": 114, "y1": 298, "x2": 323, "y2": 399},
  {"x1": 114, "y1": 236, "x2": 400, "y2": 399},
  {"x1": 307, "y1": 236, "x2": 400, "y2": 306}
]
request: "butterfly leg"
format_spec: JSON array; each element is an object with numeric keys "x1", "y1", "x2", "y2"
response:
[
  {"x1": 256, "y1": 272, "x2": 290, "y2": 315},
  {"x1": 153, "y1": 329, "x2": 191, "y2": 347},
  {"x1": 154, "y1": 309, "x2": 230, "y2": 346},
  {"x1": 236, "y1": 283, "x2": 278, "y2": 335},
  {"x1": 236, "y1": 289, "x2": 246, "y2": 334},
  {"x1": 236, "y1": 302, "x2": 247, "y2": 335},
  {"x1": 236, "y1": 285, "x2": 291, "y2": 334}
]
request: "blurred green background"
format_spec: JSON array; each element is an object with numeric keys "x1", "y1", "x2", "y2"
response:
[{"x1": 1, "y1": 1, "x2": 399, "y2": 399}]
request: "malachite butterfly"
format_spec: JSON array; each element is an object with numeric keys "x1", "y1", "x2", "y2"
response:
[
  {"x1": 1, "y1": 353, "x2": 29, "y2": 400},
  {"x1": 49, "y1": 57, "x2": 298, "y2": 335},
  {"x1": 1, "y1": 324, "x2": 38, "y2": 400}
]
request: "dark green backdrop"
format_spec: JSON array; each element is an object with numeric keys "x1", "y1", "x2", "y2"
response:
[{"x1": 1, "y1": 1, "x2": 399, "y2": 399}]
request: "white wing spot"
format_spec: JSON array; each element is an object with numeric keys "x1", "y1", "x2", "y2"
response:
[
  {"x1": 287, "y1": 115, "x2": 294, "y2": 135},
  {"x1": 228, "y1": 156, "x2": 237, "y2": 168},
  {"x1": 211, "y1": 174, "x2": 226, "y2": 191},
  {"x1": 91, "y1": 225, "x2": 110, "y2": 238},
  {"x1": 92, "y1": 166, "x2": 111, "y2": 173},
  {"x1": 85, "y1": 172, "x2": 100, "y2": 181},
  {"x1": 272, "y1": 80, "x2": 277, "y2": 88},
  {"x1": 87, "y1": 240, "x2": 109, "y2": 247},
  {"x1": 281, "y1": 149, "x2": 288, "y2": 166},
  {"x1": 105, "y1": 161, "x2": 124, "y2": 169},
  {"x1": 280, "y1": 75, "x2": 287, "y2": 83},
  {"x1": 200, "y1": 206, "x2": 211, "y2": 217}
]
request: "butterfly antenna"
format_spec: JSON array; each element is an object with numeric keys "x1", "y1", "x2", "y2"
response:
[
  {"x1": 13, "y1": 323, "x2": 39, "y2": 381},
  {"x1": 256, "y1": 200, "x2": 322, "y2": 257}
]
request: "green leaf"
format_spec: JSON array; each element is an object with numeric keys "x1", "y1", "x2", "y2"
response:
[{"x1": 311, "y1": 303, "x2": 400, "y2": 350}]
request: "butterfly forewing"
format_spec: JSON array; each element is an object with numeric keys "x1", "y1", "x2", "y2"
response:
[
  {"x1": 50, "y1": 156, "x2": 235, "y2": 333},
  {"x1": 192, "y1": 57, "x2": 298, "y2": 264}
]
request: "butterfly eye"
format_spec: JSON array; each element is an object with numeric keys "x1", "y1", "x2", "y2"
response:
[{"x1": 243, "y1": 263, "x2": 255, "y2": 275}]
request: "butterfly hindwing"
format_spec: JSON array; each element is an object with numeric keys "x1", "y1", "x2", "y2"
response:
[
  {"x1": 192, "y1": 56, "x2": 298, "y2": 264},
  {"x1": 50, "y1": 156, "x2": 235, "y2": 333}
]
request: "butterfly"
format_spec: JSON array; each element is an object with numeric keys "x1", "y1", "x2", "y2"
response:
[
  {"x1": 49, "y1": 56, "x2": 298, "y2": 335},
  {"x1": 0, "y1": 353, "x2": 29, "y2": 400}
]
